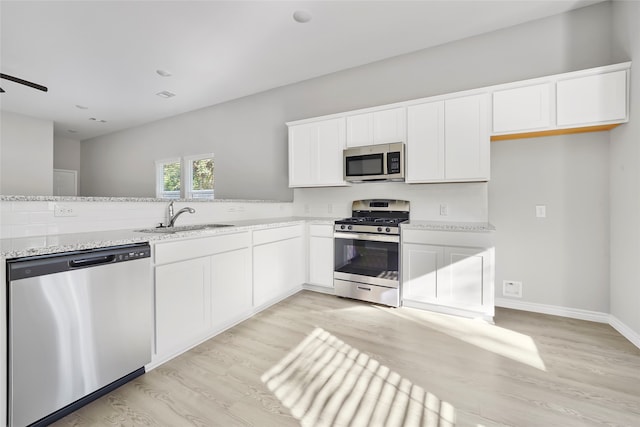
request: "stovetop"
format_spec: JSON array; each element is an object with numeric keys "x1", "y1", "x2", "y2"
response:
[
  {"x1": 335, "y1": 217, "x2": 408, "y2": 226},
  {"x1": 334, "y1": 199, "x2": 410, "y2": 235}
]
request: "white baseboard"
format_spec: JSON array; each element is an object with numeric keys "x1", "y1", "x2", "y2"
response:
[
  {"x1": 495, "y1": 298, "x2": 610, "y2": 323},
  {"x1": 496, "y1": 298, "x2": 640, "y2": 350},
  {"x1": 609, "y1": 315, "x2": 640, "y2": 349}
]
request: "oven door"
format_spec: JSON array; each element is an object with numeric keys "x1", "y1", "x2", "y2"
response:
[{"x1": 334, "y1": 232, "x2": 400, "y2": 288}]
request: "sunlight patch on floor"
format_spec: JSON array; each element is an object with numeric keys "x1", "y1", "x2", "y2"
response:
[
  {"x1": 262, "y1": 327, "x2": 455, "y2": 427},
  {"x1": 384, "y1": 307, "x2": 547, "y2": 371}
]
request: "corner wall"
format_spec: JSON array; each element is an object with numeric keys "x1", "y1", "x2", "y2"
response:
[{"x1": 610, "y1": 1, "x2": 640, "y2": 340}]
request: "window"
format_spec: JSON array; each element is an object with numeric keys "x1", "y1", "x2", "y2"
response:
[{"x1": 156, "y1": 154, "x2": 214, "y2": 199}]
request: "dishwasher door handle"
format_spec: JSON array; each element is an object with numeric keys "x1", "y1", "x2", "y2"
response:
[{"x1": 69, "y1": 254, "x2": 116, "y2": 268}]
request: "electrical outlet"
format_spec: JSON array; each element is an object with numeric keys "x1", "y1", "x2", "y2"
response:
[
  {"x1": 304, "y1": 204, "x2": 310, "y2": 214},
  {"x1": 54, "y1": 204, "x2": 77, "y2": 217},
  {"x1": 536, "y1": 205, "x2": 546, "y2": 218},
  {"x1": 503, "y1": 280, "x2": 523, "y2": 298},
  {"x1": 439, "y1": 204, "x2": 448, "y2": 216},
  {"x1": 328, "y1": 203, "x2": 333, "y2": 214}
]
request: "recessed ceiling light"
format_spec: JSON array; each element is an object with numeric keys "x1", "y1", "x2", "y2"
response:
[
  {"x1": 156, "y1": 69, "x2": 172, "y2": 77},
  {"x1": 89, "y1": 117, "x2": 107, "y2": 123},
  {"x1": 293, "y1": 10, "x2": 312, "y2": 23},
  {"x1": 75, "y1": 104, "x2": 88, "y2": 110},
  {"x1": 156, "y1": 90, "x2": 176, "y2": 98}
]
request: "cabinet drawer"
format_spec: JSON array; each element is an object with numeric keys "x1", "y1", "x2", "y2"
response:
[
  {"x1": 253, "y1": 224, "x2": 304, "y2": 246},
  {"x1": 309, "y1": 224, "x2": 334, "y2": 238},
  {"x1": 155, "y1": 232, "x2": 250, "y2": 265},
  {"x1": 402, "y1": 229, "x2": 493, "y2": 248}
]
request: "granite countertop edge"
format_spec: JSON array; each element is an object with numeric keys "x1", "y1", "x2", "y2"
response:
[
  {"x1": 1, "y1": 217, "x2": 337, "y2": 259},
  {"x1": 0, "y1": 195, "x2": 289, "y2": 203},
  {"x1": 401, "y1": 220, "x2": 495, "y2": 232}
]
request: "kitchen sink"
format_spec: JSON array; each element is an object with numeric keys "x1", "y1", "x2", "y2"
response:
[{"x1": 136, "y1": 224, "x2": 235, "y2": 234}]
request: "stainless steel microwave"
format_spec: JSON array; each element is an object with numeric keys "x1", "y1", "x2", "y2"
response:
[{"x1": 344, "y1": 142, "x2": 405, "y2": 182}]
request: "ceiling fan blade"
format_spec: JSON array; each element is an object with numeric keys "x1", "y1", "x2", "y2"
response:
[{"x1": 0, "y1": 73, "x2": 48, "y2": 92}]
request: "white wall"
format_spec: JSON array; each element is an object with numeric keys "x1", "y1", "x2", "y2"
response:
[
  {"x1": 610, "y1": 1, "x2": 640, "y2": 337},
  {"x1": 53, "y1": 136, "x2": 81, "y2": 171},
  {"x1": 0, "y1": 111, "x2": 54, "y2": 195},
  {"x1": 80, "y1": 2, "x2": 612, "y2": 202},
  {"x1": 490, "y1": 133, "x2": 610, "y2": 312},
  {"x1": 293, "y1": 182, "x2": 488, "y2": 222}
]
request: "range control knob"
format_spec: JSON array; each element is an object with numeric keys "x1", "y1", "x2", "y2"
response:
[
  {"x1": 347, "y1": 225, "x2": 353, "y2": 230},
  {"x1": 377, "y1": 227, "x2": 382, "y2": 232},
  {"x1": 340, "y1": 225, "x2": 346, "y2": 230},
  {"x1": 386, "y1": 227, "x2": 391, "y2": 233}
]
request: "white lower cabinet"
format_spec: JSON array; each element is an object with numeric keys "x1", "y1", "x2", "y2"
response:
[
  {"x1": 155, "y1": 257, "x2": 211, "y2": 358},
  {"x1": 402, "y1": 230, "x2": 494, "y2": 319},
  {"x1": 211, "y1": 247, "x2": 252, "y2": 329},
  {"x1": 308, "y1": 224, "x2": 334, "y2": 289},
  {"x1": 253, "y1": 225, "x2": 305, "y2": 308}
]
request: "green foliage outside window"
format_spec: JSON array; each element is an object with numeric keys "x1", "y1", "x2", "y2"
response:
[
  {"x1": 192, "y1": 158, "x2": 214, "y2": 191},
  {"x1": 163, "y1": 162, "x2": 181, "y2": 191}
]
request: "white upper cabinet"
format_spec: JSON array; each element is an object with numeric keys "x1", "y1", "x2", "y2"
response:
[
  {"x1": 492, "y1": 83, "x2": 552, "y2": 133},
  {"x1": 288, "y1": 117, "x2": 346, "y2": 187},
  {"x1": 406, "y1": 101, "x2": 445, "y2": 182},
  {"x1": 556, "y1": 70, "x2": 628, "y2": 127},
  {"x1": 491, "y1": 63, "x2": 629, "y2": 138},
  {"x1": 445, "y1": 94, "x2": 490, "y2": 181},
  {"x1": 406, "y1": 93, "x2": 489, "y2": 183},
  {"x1": 346, "y1": 107, "x2": 406, "y2": 147}
]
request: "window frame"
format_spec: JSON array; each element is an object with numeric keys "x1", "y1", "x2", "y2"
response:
[
  {"x1": 183, "y1": 153, "x2": 215, "y2": 199},
  {"x1": 155, "y1": 153, "x2": 215, "y2": 199},
  {"x1": 155, "y1": 157, "x2": 182, "y2": 199}
]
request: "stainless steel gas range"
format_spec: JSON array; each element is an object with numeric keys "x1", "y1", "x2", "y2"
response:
[{"x1": 333, "y1": 199, "x2": 409, "y2": 307}]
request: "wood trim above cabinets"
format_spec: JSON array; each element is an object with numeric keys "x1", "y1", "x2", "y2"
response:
[{"x1": 490, "y1": 123, "x2": 621, "y2": 142}]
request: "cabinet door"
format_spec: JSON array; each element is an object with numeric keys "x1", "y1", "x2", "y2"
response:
[
  {"x1": 289, "y1": 118, "x2": 345, "y2": 187},
  {"x1": 406, "y1": 101, "x2": 445, "y2": 182},
  {"x1": 253, "y1": 236, "x2": 304, "y2": 307},
  {"x1": 155, "y1": 257, "x2": 211, "y2": 357},
  {"x1": 493, "y1": 83, "x2": 551, "y2": 133},
  {"x1": 402, "y1": 244, "x2": 444, "y2": 303},
  {"x1": 288, "y1": 124, "x2": 314, "y2": 187},
  {"x1": 315, "y1": 118, "x2": 346, "y2": 185},
  {"x1": 346, "y1": 113, "x2": 373, "y2": 147},
  {"x1": 438, "y1": 247, "x2": 485, "y2": 310},
  {"x1": 556, "y1": 70, "x2": 627, "y2": 126},
  {"x1": 444, "y1": 94, "x2": 490, "y2": 181},
  {"x1": 373, "y1": 107, "x2": 406, "y2": 144},
  {"x1": 211, "y1": 247, "x2": 252, "y2": 328},
  {"x1": 346, "y1": 107, "x2": 406, "y2": 147},
  {"x1": 309, "y1": 236, "x2": 334, "y2": 288}
]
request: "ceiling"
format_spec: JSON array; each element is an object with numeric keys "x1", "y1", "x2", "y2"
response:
[{"x1": 0, "y1": 0, "x2": 604, "y2": 140}]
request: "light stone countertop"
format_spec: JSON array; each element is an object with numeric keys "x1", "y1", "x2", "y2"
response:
[
  {"x1": 1, "y1": 217, "x2": 336, "y2": 259},
  {"x1": 0, "y1": 195, "x2": 287, "y2": 203},
  {"x1": 0, "y1": 217, "x2": 494, "y2": 259},
  {"x1": 401, "y1": 220, "x2": 495, "y2": 232}
]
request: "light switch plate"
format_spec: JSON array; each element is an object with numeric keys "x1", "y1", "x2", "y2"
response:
[{"x1": 536, "y1": 205, "x2": 546, "y2": 218}]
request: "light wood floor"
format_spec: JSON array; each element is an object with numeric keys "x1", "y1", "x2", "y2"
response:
[{"x1": 53, "y1": 291, "x2": 640, "y2": 426}]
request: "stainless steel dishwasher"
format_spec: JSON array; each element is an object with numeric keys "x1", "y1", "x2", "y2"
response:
[{"x1": 6, "y1": 243, "x2": 152, "y2": 427}]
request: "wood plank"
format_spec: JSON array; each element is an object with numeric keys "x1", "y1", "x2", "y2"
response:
[
  {"x1": 52, "y1": 291, "x2": 640, "y2": 426},
  {"x1": 491, "y1": 123, "x2": 620, "y2": 141}
]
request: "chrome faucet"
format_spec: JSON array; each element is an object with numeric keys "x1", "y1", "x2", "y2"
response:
[{"x1": 166, "y1": 201, "x2": 195, "y2": 227}]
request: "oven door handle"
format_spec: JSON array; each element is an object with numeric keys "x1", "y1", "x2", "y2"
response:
[{"x1": 334, "y1": 232, "x2": 399, "y2": 243}]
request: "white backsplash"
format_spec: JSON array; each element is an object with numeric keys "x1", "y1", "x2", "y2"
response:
[
  {"x1": 292, "y1": 182, "x2": 489, "y2": 221},
  {"x1": 0, "y1": 200, "x2": 294, "y2": 239}
]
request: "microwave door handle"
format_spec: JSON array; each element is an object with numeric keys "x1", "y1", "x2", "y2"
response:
[{"x1": 334, "y1": 232, "x2": 399, "y2": 243}]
